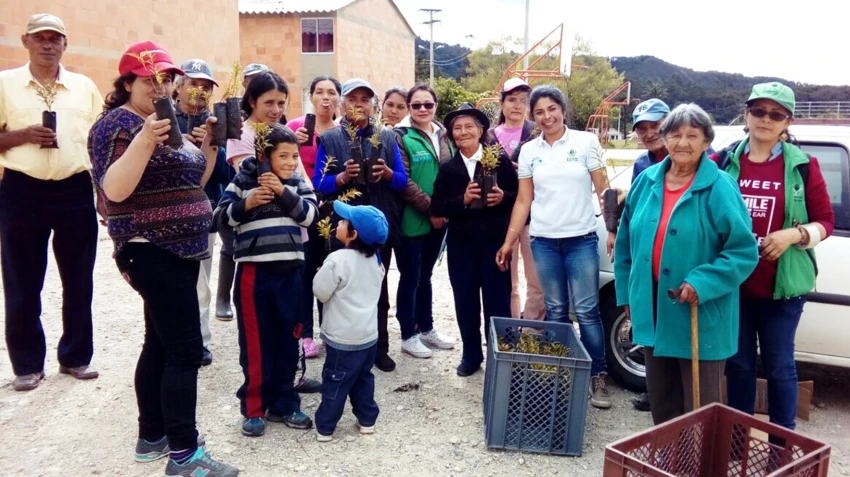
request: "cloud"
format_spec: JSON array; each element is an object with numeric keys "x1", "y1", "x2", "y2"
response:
[{"x1": 395, "y1": 0, "x2": 848, "y2": 86}]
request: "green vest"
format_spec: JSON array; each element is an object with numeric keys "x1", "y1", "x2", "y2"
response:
[
  {"x1": 400, "y1": 129, "x2": 442, "y2": 237},
  {"x1": 725, "y1": 138, "x2": 816, "y2": 299}
]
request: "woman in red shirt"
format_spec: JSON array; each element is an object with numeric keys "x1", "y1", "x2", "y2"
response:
[{"x1": 717, "y1": 83, "x2": 835, "y2": 431}]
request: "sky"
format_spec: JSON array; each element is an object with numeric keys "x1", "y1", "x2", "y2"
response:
[{"x1": 394, "y1": 0, "x2": 849, "y2": 86}]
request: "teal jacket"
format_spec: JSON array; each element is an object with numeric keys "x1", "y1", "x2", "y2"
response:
[{"x1": 614, "y1": 155, "x2": 759, "y2": 360}]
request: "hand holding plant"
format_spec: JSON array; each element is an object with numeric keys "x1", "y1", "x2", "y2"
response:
[
  {"x1": 343, "y1": 159, "x2": 361, "y2": 181},
  {"x1": 371, "y1": 158, "x2": 393, "y2": 182},
  {"x1": 258, "y1": 173, "x2": 285, "y2": 196},
  {"x1": 245, "y1": 186, "x2": 274, "y2": 211},
  {"x1": 463, "y1": 180, "x2": 482, "y2": 206},
  {"x1": 486, "y1": 184, "x2": 504, "y2": 207},
  {"x1": 141, "y1": 113, "x2": 172, "y2": 145}
]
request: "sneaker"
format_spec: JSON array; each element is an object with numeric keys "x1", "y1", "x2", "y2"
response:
[
  {"x1": 632, "y1": 392, "x2": 651, "y2": 412},
  {"x1": 241, "y1": 417, "x2": 266, "y2": 437},
  {"x1": 355, "y1": 421, "x2": 375, "y2": 435},
  {"x1": 316, "y1": 431, "x2": 333, "y2": 442},
  {"x1": 418, "y1": 329, "x2": 456, "y2": 350},
  {"x1": 164, "y1": 447, "x2": 239, "y2": 477},
  {"x1": 134, "y1": 435, "x2": 206, "y2": 463},
  {"x1": 294, "y1": 377, "x2": 322, "y2": 394},
  {"x1": 590, "y1": 372, "x2": 612, "y2": 409},
  {"x1": 303, "y1": 338, "x2": 320, "y2": 359},
  {"x1": 401, "y1": 335, "x2": 432, "y2": 358},
  {"x1": 374, "y1": 352, "x2": 396, "y2": 372},
  {"x1": 267, "y1": 411, "x2": 313, "y2": 430}
]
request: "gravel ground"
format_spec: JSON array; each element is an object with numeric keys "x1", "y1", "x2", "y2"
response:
[{"x1": 1, "y1": 233, "x2": 848, "y2": 476}]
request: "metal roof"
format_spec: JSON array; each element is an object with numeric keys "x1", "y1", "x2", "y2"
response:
[{"x1": 239, "y1": 0, "x2": 358, "y2": 14}]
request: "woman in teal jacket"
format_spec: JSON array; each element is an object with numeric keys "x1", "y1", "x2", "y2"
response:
[{"x1": 613, "y1": 103, "x2": 759, "y2": 425}]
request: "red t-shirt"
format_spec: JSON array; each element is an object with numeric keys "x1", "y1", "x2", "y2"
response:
[
  {"x1": 653, "y1": 176, "x2": 695, "y2": 280},
  {"x1": 738, "y1": 153, "x2": 786, "y2": 298}
]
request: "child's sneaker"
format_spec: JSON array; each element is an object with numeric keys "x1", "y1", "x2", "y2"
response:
[
  {"x1": 419, "y1": 329, "x2": 456, "y2": 349},
  {"x1": 355, "y1": 421, "x2": 375, "y2": 435},
  {"x1": 267, "y1": 411, "x2": 313, "y2": 430},
  {"x1": 134, "y1": 435, "x2": 206, "y2": 463},
  {"x1": 303, "y1": 338, "x2": 320, "y2": 359},
  {"x1": 164, "y1": 448, "x2": 239, "y2": 477},
  {"x1": 241, "y1": 417, "x2": 266, "y2": 437},
  {"x1": 401, "y1": 335, "x2": 432, "y2": 358},
  {"x1": 316, "y1": 431, "x2": 333, "y2": 442}
]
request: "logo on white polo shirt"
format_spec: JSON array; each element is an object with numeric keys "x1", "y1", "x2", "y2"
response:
[
  {"x1": 566, "y1": 148, "x2": 580, "y2": 162},
  {"x1": 530, "y1": 157, "x2": 543, "y2": 171}
]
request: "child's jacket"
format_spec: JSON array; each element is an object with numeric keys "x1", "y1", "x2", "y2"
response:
[
  {"x1": 313, "y1": 249, "x2": 385, "y2": 350},
  {"x1": 215, "y1": 158, "x2": 318, "y2": 267}
]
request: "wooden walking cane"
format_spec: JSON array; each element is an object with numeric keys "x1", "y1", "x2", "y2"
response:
[{"x1": 668, "y1": 289, "x2": 700, "y2": 410}]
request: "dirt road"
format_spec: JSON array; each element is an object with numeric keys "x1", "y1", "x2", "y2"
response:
[{"x1": 1, "y1": 235, "x2": 847, "y2": 476}]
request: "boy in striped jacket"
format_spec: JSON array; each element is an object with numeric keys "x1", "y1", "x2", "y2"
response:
[{"x1": 214, "y1": 124, "x2": 318, "y2": 437}]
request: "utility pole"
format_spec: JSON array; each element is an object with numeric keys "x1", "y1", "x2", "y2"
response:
[
  {"x1": 420, "y1": 8, "x2": 441, "y2": 89},
  {"x1": 523, "y1": 0, "x2": 530, "y2": 69}
]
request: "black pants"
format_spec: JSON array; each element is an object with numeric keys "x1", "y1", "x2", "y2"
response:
[
  {"x1": 377, "y1": 246, "x2": 393, "y2": 356},
  {"x1": 0, "y1": 170, "x2": 97, "y2": 376},
  {"x1": 301, "y1": 226, "x2": 326, "y2": 339},
  {"x1": 234, "y1": 262, "x2": 302, "y2": 418},
  {"x1": 447, "y1": 237, "x2": 511, "y2": 367},
  {"x1": 117, "y1": 243, "x2": 202, "y2": 451}
]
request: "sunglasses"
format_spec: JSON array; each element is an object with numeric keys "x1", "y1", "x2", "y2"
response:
[
  {"x1": 748, "y1": 107, "x2": 791, "y2": 122},
  {"x1": 410, "y1": 102, "x2": 436, "y2": 111}
]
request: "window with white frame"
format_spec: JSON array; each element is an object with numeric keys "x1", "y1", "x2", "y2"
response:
[{"x1": 301, "y1": 18, "x2": 334, "y2": 54}]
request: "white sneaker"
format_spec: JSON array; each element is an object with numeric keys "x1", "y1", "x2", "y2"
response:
[
  {"x1": 419, "y1": 329, "x2": 456, "y2": 350},
  {"x1": 317, "y1": 431, "x2": 333, "y2": 442},
  {"x1": 356, "y1": 421, "x2": 375, "y2": 434},
  {"x1": 401, "y1": 335, "x2": 433, "y2": 358}
]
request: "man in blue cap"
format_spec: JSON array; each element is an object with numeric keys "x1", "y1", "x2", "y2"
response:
[{"x1": 630, "y1": 98, "x2": 671, "y2": 183}]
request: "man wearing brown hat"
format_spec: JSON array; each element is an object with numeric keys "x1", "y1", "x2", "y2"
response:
[{"x1": 0, "y1": 13, "x2": 103, "y2": 391}]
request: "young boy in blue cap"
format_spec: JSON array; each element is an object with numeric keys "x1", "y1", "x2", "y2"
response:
[{"x1": 312, "y1": 202, "x2": 388, "y2": 441}]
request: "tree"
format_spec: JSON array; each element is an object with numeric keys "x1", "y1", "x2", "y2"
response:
[
  {"x1": 461, "y1": 38, "x2": 523, "y2": 94},
  {"x1": 433, "y1": 77, "x2": 482, "y2": 123},
  {"x1": 562, "y1": 38, "x2": 624, "y2": 130}
]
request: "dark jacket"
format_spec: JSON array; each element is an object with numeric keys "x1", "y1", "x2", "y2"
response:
[
  {"x1": 431, "y1": 147, "x2": 518, "y2": 245},
  {"x1": 313, "y1": 119, "x2": 408, "y2": 247}
]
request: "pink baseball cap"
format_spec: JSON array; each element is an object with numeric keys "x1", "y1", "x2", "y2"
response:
[
  {"x1": 502, "y1": 78, "x2": 531, "y2": 94},
  {"x1": 119, "y1": 41, "x2": 184, "y2": 77}
]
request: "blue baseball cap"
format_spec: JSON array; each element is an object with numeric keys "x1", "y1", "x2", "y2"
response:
[
  {"x1": 632, "y1": 98, "x2": 670, "y2": 130},
  {"x1": 334, "y1": 202, "x2": 388, "y2": 246}
]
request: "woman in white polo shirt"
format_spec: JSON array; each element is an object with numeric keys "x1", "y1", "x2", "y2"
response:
[{"x1": 496, "y1": 85, "x2": 614, "y2": 409}]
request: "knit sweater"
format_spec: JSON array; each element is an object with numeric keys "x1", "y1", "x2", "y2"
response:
[
  {"x1": 214, "y1": 158, "x2": 318, "y2": 266},
  {"x1": 313, "y1": 249, "x2": 385, "y2": 350},
  {"x1": 89, "y1": 107, "x2": 213, "y2": 260}
]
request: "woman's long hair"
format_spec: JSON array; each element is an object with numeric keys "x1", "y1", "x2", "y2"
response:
[
  {"x1": 241, "y1": 71, "x2": 289, "y2": 118},
  {"x1": 102, "y1": 73, "x2": 138, "y2": 114}
]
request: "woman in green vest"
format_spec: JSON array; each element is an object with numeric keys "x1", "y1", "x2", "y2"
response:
[
  {"x1": 717, "y1": 83, "x2": 835, "y2": 431},
  {"x1": 613, "y1": 103, "x2": 759, "y2": 425},
  {"x1": 393, "y1": 84, "x2": 457, "y2": 361}
]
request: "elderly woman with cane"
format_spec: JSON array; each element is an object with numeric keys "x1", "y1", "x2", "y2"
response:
[{"x1": 613, "y1": 103, "x2": 759, "y2": 424}]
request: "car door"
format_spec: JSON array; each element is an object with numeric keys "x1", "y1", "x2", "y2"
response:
[{"x1": 795, "y1": 142, "x2": 850, "y2": 366}]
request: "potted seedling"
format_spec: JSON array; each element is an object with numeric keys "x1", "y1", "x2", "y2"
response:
[
  {"x1": 366, "y1": 115, "x2": 385, "y2": 183},
  {"x1": 130, "y1": 50, "x2": 183, "y2": 149},
  {"x1": 254, "y1": 122, "x2": 273, "y2": 176},
  {"x1": 315, "y1": 155, "x2": 363, "y2": 252},
  {"x1": 33, "y1": 80, "x2": 59, "y2": 149},
  {"x1": 471, "y1": 143, "x2": 502, "y2": 209},
  {"x1": 186, "y1": 86, "x2": 212, "y2": 144},
  {"x1": 212, "y1": 63, "x2": 243, "y2": 147}
]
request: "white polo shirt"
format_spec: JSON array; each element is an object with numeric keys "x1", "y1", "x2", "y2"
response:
[{"x1": 517, "y1": 128, "x2": 604, "y2": 238}]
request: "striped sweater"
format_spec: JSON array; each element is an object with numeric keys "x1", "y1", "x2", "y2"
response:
[{"x1": 215, "y1": 158, "x2": 318, "y2": 265}]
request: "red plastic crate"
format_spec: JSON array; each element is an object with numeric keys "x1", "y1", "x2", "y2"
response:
[{"x1": 604, "y1": 403, "x2": 830, "y2": 477}]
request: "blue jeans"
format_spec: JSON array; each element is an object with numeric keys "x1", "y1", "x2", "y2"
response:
[
  {"x1": 726, "y1": 296, "x2": 805, "y2": 430},
  {"x1": 395, "y1": 229, "x2": 445, "y2": 340},
  {"x1": 315, "y1": 344, "x2": 380, "y2": 436},
  {"x1": 530, "y1": 233, "x2": 606, "y2": 376}
]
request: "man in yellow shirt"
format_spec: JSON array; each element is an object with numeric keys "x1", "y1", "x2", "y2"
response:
[{"x1": 0, "y1": 14, "x2": 103, "y2": 391}]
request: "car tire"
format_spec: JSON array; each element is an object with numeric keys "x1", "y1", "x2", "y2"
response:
[{"x1": 600, "y1": 289, "x2": 647, "y2": 392}]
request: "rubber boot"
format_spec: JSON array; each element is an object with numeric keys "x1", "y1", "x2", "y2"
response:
[{"x1": 215, "y1": 255, "x2": 236, "y2": 320}]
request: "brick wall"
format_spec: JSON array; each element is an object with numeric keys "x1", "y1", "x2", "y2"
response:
[
  {"x1": 1, "y1": 0, "x2": 240, "y2": 99},
  {"x1": 239, "y1": 14, "x2": 304, "y2": 117},
  {"x1": 336, "y1": 0, "x2": 415, "y2": 100}
]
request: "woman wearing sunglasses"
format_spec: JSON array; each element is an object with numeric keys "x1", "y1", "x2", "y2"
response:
[
  {"x1": 390, "y1": 85, "x2": 456, "y2": 365},
  {"x1": 714, "y1": 82, "x2": 834, "y2": 431}
]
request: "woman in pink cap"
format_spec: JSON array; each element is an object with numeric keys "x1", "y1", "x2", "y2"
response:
[{"x1": 89, "y1": 41, "x2": 239, "y2": 477}]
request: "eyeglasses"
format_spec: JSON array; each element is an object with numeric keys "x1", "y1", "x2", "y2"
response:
[
  {"x1": 748, "y1": 107, "x2": 791, "y2": 122},
  {"x1": 410, "y1": 102, "x2": 436, "y2": 111}
]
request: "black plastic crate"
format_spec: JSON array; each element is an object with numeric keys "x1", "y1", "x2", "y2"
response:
[{"x1": 484, "y1": 317, "x2": 592, "y2": 456}]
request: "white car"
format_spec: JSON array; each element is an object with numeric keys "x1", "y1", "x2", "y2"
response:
[{"x1": 597, "y1": 125, "x2": 850, "y2": 390}]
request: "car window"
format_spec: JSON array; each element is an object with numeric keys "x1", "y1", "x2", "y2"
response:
[{"x1": 799, "y1": 143, "x2": 850, "y2": 232}]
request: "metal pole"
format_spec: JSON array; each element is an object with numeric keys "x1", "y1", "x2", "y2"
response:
[
  {"x1": 523, "y1": 0, "x2": 530, "y2": 70},
  {"x1": 420, "y1": 9, "x2": 441, "y2": 90}
]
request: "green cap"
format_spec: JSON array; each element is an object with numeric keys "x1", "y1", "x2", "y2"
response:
[{"x1": 747, "y1": 82, "x2": 796, "y2": 115}]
